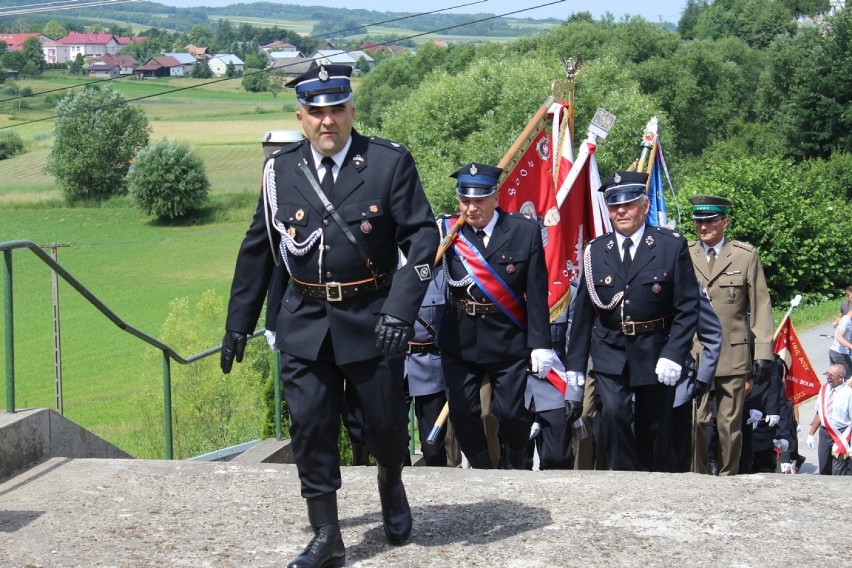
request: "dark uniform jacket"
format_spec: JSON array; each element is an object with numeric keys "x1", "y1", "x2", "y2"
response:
[
  {"x1": 566, "y1": 225, "x2": 700, "y2": 387},
  {"x1": 226, "y1": 131, "x2": 439, "y2": 365},
  {"x1": 405, "y1": 271, "x2": 446, "y2": 398},
  {"x1": 437, "y1": 210, "x2": 551, "y2": 365}
]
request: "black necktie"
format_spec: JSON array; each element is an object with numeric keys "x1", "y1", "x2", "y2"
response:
[
  {"x1": 476, "y1": 229, "x2": 487, "y2": 248},
  {"x1": 622, "y1": 238, "x2": 633, "y2": 273},
  {"x1": 320, "y1": 156, "x2": 335, "y2": 196}
]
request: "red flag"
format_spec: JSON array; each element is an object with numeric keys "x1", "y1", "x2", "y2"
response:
[
  {"x1": 498, "y1": 102, "x2": 609, "y2": 320},
  {"x1": 774, "y1": 317, "x2": 821, "y2": 404}
]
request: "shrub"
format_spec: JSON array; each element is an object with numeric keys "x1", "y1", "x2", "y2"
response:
[
  {"x1": 0, "y1": 131, "x2": 24, "y2": 160},
  {"x1": 128, "y1": 140, "x2": 210, "y2": 221}
]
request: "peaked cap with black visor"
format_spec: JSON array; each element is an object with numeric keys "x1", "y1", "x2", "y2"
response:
[
  {"x1": 598, "y1": 170, "x2": 648, "y2": 206},
  {"x1": 451, "y1": 163, "x2": 503, "y2": 198},
  {"x1": 285, "y1": 64, "x2": 353, "y2": 107}
]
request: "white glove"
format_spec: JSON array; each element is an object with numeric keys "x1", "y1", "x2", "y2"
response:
[
  {"x1": 780, "y1": 462, "x2": 792, "y2": 474},
  {"x1": 565, "y1": 371, "x2": 586, "y2": 388},
  {"x1": 530, "y1": 348, "x2": 555, "y2": 378},
  {"x1": 806, "y1": 434, "x2": 815, "y2": 450},
  {"x1": 766, "y1": 414, "x2": 780, "y2": 428},
  {"x1": 773, "y1": 438, "x2": 790, "y2": 452},
  {"x1": 746, "y1": 409, "x2": 763, "y2": 429},
  {"x1": 264, "y1": 329, "x2": 277, "y2": 351},
  {"x1": 654, "y1": 358, "x2": 682, "y2": 386},
  {"x1": 529, "y1": 421, "x2": 541, "y2": 440}
]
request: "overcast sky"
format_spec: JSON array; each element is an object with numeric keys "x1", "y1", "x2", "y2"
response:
[{"x1": 159, "y1": 0, "x2": 688, "y2": 25}]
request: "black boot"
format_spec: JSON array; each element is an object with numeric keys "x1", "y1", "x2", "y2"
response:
[
  {"x1": 350, "y1": 443, "x2": 370, "y2": 466},
  {"x1": 287, "y1": 493, "x2": 346, "y2": 568},
  {"x1": 467, "y1": 450, "x2": 493, "y2": 469},
  {"x1": 507, "y1": 448, "x2": 528, "y2": 470},
  {"x1": 377, "y1": 464, "x2": 412, "y2": 545}
]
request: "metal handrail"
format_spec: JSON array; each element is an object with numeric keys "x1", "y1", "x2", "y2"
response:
[{"x1": 1, "y1": 239, "x2": 278, "y2": 459}]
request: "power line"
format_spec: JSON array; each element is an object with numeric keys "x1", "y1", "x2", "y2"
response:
[
  {"x1": 0, "y1": 0, "x2": 492, "y2": 104},
  {"x1": 0, "y1": 0, "x2": 566, "y2": 132},
  {"x1": 0, "y1": 0, "x2": 139, "y2": 16}
]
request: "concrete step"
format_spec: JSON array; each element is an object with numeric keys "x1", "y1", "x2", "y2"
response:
[{"x1": 0, "y1": 455, "x2": 844, "y2": 566}]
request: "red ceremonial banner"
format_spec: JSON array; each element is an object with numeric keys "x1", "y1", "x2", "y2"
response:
[
  {"x1": 498, "y1": 102, "x2": 608, "y2": 320},
  {"x1": 774, "y1": 317, "x2": 821, "y2": 405}
]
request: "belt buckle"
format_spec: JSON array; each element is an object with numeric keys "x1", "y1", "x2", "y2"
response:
[
  {"x1": 464, "y1": 301, "x2": 477, "y2": 316},
  {"x1": 325, "y1": 282, "x2": 343, "y2": 302},
  {"x1": 622, "y1": 321, "x2": 636, "y2": 336}
]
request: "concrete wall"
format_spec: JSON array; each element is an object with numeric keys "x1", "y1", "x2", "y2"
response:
[{"x1": 0, "y1": 408, "x2": 131, "y2": 479}]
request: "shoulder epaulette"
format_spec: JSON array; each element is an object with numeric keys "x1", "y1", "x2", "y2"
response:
[
  {"x1": 369, "y1": 136, "x2": 407, "y2": 153},
  {"x1": 270, "y1": 139, "x2": 304, "y2": 158},
  {"x1": 651, "y1": 226, "x2": 685, "y2": 240},
  {"x1": 731, "y1": 240, "x2": 755, "y2": 252}
]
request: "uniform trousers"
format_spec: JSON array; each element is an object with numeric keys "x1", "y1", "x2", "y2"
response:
[
  {"x1": 695, "y1": 374, "x2": 745, "y2": 475},
  {"x1": 832, "y1": 455, "x2": 852, "y2": 475},
  {"x1": 282, "y1": 334, "x2": 409, "y2": 499},
  {"x1": 818, "y1": 425, "x2": 834, "y2": 475},
  {"x1": 671, "y1": 401, "x2": 695, "y2": 473},
  {"x1": 595, "y1": 372, "x2": 676, "y2": 472},
  {"x1": 573, "y1": 372, "x2": 609, "y2": 470},
  {"x1": 443, "y1": 354, "x2": 531, "y2": 460},
  {"x1": 533, "y1": 407, "x2": 572, "y2": 470},
  {"x1": 411, "y1": 391, "x2": 450, "y2": 466}
]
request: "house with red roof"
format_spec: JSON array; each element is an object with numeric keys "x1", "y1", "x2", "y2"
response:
[
  {"x1": 135, "y1": 55, "x2": 185, "y2": 78},
  {"x1": 57, "y1": 33, "x2": 120, "y2": 59},
  {"x1": 97, "y1": 54, "x2": 138, "y2": 75},
  {"x1": 0, "y1": 33, "x2": 50, "y2": 51}
]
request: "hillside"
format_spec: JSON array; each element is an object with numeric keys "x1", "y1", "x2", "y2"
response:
[{"x1": 0, "y1": 1, "x2": 561, "y2": 37}]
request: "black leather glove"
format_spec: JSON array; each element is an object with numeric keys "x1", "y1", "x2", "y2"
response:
[
  {"x1": 375, "y1": 314, "x2": 413, "y2": 356},
  {"x1": 220, "y1": 331, "x2": 247, "y2": 374},
  {"x1": 751, "y1": 359, "x2": 773, "y2": 385},
  {"x1": 692, "y1": 379, "x2": 711, "y2": 401},
  {"x1": 564, "y1": 400, "x2": 582, "y2": 424}
]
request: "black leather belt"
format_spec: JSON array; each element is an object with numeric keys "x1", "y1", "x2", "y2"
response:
[
  {"x1": 621, "y1": 316, "x2": 673, "y2": 336},
  {"x1": 451, "y1": 296, "x2": 502, "y2": 316},
  {"x1": 291, "y1": 273, "x2": 391, "y2": 302},
  {"x1": 407, "y1": 341, "x2": 438, "y2": 354}
]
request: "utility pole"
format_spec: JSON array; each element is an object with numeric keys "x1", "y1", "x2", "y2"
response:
[{"x1": 44, "y1": 242, "x2": 70, "y2": 414}]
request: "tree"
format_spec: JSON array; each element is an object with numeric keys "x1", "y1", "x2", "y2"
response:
[
  {"x1": 135, "y1": 291, "x2": 266, "y2": 459},
  {"x1": 0, "y1": 131, "x2": 25, "y2": 160},
  {"x1": 225, "y1": 61, "x2": 235, "y2": 77},
  {"x1": 42, "y1": 20, "x2": 67, "y2": 40},
  {"x1": 242, "y1": 69, "x2": 268, "y2": 92},
  {"x1": 191, "y1": 60, "x2": 212, "y2": 78},
  {"x1": 188, "y1": 25, "x2": 213, "y2": 47},
  {"x1": 46, "y1": 86, "x2": 150, "y2": 203},
  {"x1": 69, "y1": 52, "x2": 85, "y2": 75},
  {"x1": 128, "y1": 140, "x2": 209, "y2": 221}
]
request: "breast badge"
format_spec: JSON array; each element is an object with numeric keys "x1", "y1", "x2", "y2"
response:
[
  {"x1": 506, "y1": 264, "x2": 515, "y2": 274},
  {"x1": 287, "y1": 226, "x2": 296, "y2": 238},
  {"x1": 652, "y1": 283, "x2": 662, "y2": 294},
  {"x1": 295, "y1": 209, "x2": 305, "y2": 221},
  {"x1": 360, "y1": 220, "x2": 372, "y2": 234},
  {"x1": 604, "y1": 275, "x2": 612, "y2": 285}
]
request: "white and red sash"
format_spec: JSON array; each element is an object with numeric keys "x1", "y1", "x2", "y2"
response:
[
  {"x1": 819, "y1": 384, "x2": 852, "y2": 456},
  {"x1": 444, "y1": 216, "x2": 527, "y2": 330}
]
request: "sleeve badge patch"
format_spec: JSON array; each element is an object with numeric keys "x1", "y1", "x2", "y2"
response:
[{"x1": 415, "y1": 264, "x2": 432, "y2": 282}]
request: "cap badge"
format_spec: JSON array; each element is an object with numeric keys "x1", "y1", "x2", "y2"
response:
[
  {"x1": 360, "y1": 220, "x2": 372, "y2": 234},
  {"x1": 613, "y1": 173, "x2": 622, "y2": 183},
  {"x1": 295, "y1": 209, "x2": 305, "y2": 221},
  {"x1": 604, "y1": 275, "x2": 612, "y2": 285},
  {"x1": 645, "y1": 235, "x2": 654, "y2": 246},
  {"x1": 318, "y1": 66, "x2": 329, "y2": 82},
  {"x1": 470, "y1": 163, "x2": 478, "y2": 176}
]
